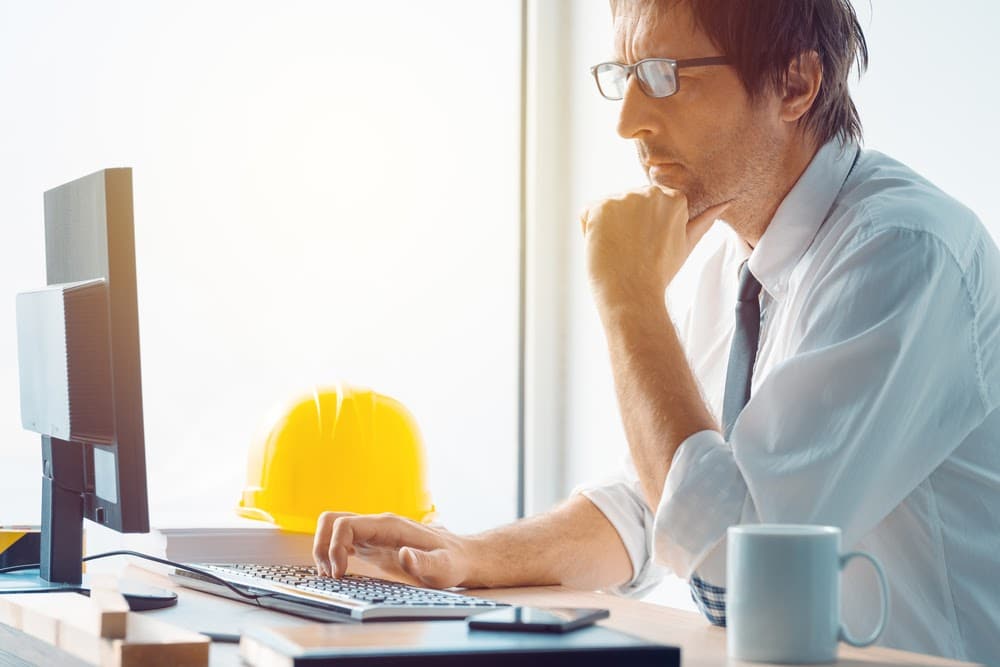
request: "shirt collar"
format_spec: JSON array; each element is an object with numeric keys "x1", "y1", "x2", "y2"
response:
[{"x1": 746, "y1": 140, "x2": 860, "y2": 299}]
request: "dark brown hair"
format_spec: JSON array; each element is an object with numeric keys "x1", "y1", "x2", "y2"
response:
[{"x1": 646, "y1": 0, "x2": 870, "y2": 145}]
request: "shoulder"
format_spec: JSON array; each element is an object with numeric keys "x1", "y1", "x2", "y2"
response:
[
  {"x1": 824, "y1": 149, "x2": 986, "y2": 272},
  {"x1": 792, "y1": 148, "x2": 1000, "y2": 325}
]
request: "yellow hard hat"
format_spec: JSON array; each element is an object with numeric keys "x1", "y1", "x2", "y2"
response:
[{"x1": 238, "y1": 383, "x2": 435, "y2": 533}]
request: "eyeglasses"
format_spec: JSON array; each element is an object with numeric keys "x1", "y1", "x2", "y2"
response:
[{"x1": 590, "y1": 56, "x2": 729, "y2": 100}]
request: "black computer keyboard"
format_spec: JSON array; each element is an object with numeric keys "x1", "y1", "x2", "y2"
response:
[
  {"x1": 222, "y1": 563, "x2": 496, "y2": 605},
  {"x1": 187, "y1": 562, "x2": 507, "y2": 619}
]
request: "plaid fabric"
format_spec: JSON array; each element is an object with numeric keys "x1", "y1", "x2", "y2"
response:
[{"x1": 690, "y1": 574, "x2": 727, "y2": 627}]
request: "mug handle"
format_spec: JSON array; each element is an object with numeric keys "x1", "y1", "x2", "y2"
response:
[{"x1": 838, "y1": 551, "x2": 890, "y2": 647}]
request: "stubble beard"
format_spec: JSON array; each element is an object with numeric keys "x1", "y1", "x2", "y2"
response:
[
  {"x1": 646, "y1": 160, "x2": 726, "y2": 221},
  {"x1": 648, "y1": 127, "x2": 783, "y2": 232},
  {"x1": 639, "y1": 138, "x2": 731, "y2": 221}
]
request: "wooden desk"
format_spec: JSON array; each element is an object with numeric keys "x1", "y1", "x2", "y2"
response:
[
  {"x1": 0, "y1": 566, "x2": 980, "y2": 667},
  {"x1": 474, "y1": 586, "x2": 978, "y2": 667}
]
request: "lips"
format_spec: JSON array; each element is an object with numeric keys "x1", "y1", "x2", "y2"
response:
[{"x1": 645, "y1": 155, "x2": 682, "y2": 172}]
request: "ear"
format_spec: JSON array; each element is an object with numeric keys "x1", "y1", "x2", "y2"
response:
[{"x1": 781, "y1": 50, "x2": 823, "y2": 124}]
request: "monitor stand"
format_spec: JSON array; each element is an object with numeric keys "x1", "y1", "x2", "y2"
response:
[{"x1": 0, "y1": 436, "x2": 176, "y2": 611}]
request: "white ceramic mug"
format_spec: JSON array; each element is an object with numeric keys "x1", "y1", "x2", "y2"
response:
[{"x1": 726, "y1": 524, "x2": 889, "y2": 664}]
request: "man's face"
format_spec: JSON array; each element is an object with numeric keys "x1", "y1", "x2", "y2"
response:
[{"x1": 612, "y1": 1, "x2": 784, "y2": 218}]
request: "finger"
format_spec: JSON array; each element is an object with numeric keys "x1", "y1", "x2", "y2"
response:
[
  {"x1": 313, "y1": 511, "x2": 355, "y2": 577},
  {"x1": 398, "y1": 546, "x2": 455, "y2": 589},
  {"x1": 687, "y1": 200, "x2": 732, "y2": 246},
  {"x1": 649, "y1": 184, "x2": 689, "y2": 220},
  {"x1": 348, "y1": 514, "x2": 445, "y2": 552},
  {"x1": 313, "y1": 513, "x2": 334, "y2": 575},
  {"x1": 329, "y1": 517, "x2": 357, "y2": 578},
  {"x1": 651, "y1": 183, "x2": 682, "y2": 198}
]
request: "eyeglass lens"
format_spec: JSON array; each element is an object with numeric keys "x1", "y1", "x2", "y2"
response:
[{"x1": 594, "y1": 60, "x2": 678, "y2": 100}]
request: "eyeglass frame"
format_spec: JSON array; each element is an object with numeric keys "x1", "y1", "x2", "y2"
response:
[{"x1": 589, "y1": 56, "x2": 730, "y2": 100}]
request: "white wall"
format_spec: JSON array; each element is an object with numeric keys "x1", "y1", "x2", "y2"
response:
[
  {"x1": 559, "y1": 0, "x2": 1000, "y2": 609},
  {"x1": 0, "y1": 0, "x2": 521, "y2": 534},
  {"x1": 851, "y1": 0, "x2": 1000, "y2": 231}
]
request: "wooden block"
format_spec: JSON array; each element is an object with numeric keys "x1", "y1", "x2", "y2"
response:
[
  {"x1": 0, "y1": 589, "x2": 127, "y2": 639},
  {"x1": 0, "y1": 593, "x2": 209, "y2": 667},
  {"x1": 88, "y1": 587, "x2": 129, "y2": 639},
  {"x1": 1, "y1": 592, "x2": 89, "y2": 640},
  {"x1": 104, "y1": 613, "x2": 209, "y2": 667}
]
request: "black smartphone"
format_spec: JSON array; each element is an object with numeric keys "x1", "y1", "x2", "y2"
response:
[{"x1": 467, "y1": 606, "x2": 610, "y2": 633}]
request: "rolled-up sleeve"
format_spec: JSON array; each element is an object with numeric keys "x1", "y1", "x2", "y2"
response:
[
  {"x1": 653, "y1": 226, "x2": 990, "y2": 580},
  {"x1": 653, "y1": 430, "x2": 751, "y2": 579},
  {"x1": 573, "y1": 455, "x2": 665, "y2": 596}
]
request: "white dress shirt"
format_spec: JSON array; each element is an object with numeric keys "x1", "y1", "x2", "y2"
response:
[{"x1": 577, "y1": 140, "x2": 1000, "y2": 664}]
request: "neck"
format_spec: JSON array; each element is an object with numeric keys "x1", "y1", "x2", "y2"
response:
[{"x1": 728, "y1": 136, "x2": 822, "y2": 247}]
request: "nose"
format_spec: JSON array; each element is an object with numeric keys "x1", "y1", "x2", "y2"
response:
[{"x1": 616, "y1": 74, "x2": 658, "y2": 140}]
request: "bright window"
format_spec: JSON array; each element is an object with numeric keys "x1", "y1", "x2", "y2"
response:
[{"x1": 0, "y1": 1, "x2": 522, "y2": 534}]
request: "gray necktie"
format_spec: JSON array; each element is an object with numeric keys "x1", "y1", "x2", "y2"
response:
[
  {"x1": 689, "y1": 261, "x2": 762, "y2": 627},
  {"x1": 721, "y1": 261, "x2": 762, "y2": 439}
]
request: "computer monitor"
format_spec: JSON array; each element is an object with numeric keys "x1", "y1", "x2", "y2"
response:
[
  {"x1": 3, "y1": 168, "x2": 173, "y2": 607},
  {"x1": 40, "y1": 168, "x2": 149, "y2": 536}
]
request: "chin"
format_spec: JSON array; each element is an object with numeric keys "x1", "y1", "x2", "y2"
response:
[
  {"x1": 648, "y1": 174, "x2": 690, "y2": 196},
  {"x1": 648, "y1": 163, "x2": 687, "y2": 187}
]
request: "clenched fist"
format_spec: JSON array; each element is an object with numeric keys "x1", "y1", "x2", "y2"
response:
[{"x1": 580, "y1": 185, "x2": 730, "y2": 311}]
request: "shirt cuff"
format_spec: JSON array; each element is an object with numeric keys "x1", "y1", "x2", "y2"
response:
[
  {"x1": 573, "y1": 480, "x2": 664, "y2": 597},
  {"x1": 652, "y1": 429, "x2": 752, "y2": 580}
]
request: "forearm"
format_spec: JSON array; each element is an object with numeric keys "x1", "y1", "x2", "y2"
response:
[
  {"x1": 601, "y1": 299, "x2": 718, "y2": 510},
  {"x1": 462, "y1": 494, "x2": 632, "y2": 590}
]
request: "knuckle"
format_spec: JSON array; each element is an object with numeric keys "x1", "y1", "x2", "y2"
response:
[
  {"x1": 330, "y1": 516, "x2": 350, "y2": 538},
  {"x1": 587, "y1": 201, "x2": 612, "y2": 221},
  {"x1": 319, "y1": 510, "x2": 352, "y2": 528}
]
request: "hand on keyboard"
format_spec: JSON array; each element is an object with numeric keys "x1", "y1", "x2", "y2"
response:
[{"x1": 313, "y1": 512, "x2": 472, "y2": 590}]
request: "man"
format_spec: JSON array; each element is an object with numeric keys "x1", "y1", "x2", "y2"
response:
[{"x1": 313, "y1": 1, "x2": 1000, "y2": 662}]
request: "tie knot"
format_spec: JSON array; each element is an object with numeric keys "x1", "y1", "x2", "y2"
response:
[{"x1": 737, "y1": 262, "x2": 762, "y2": 302}]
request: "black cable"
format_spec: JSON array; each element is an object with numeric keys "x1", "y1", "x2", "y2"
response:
[
  {"x1": 0, "y1": 563, "x2": 41, "y2": 575},
  {"x1": 0, "y1": 549, "x2": 277, "y2": 604},
  {"x1": 0, "y1": 584, "x2": 87, "y2": 595}
]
